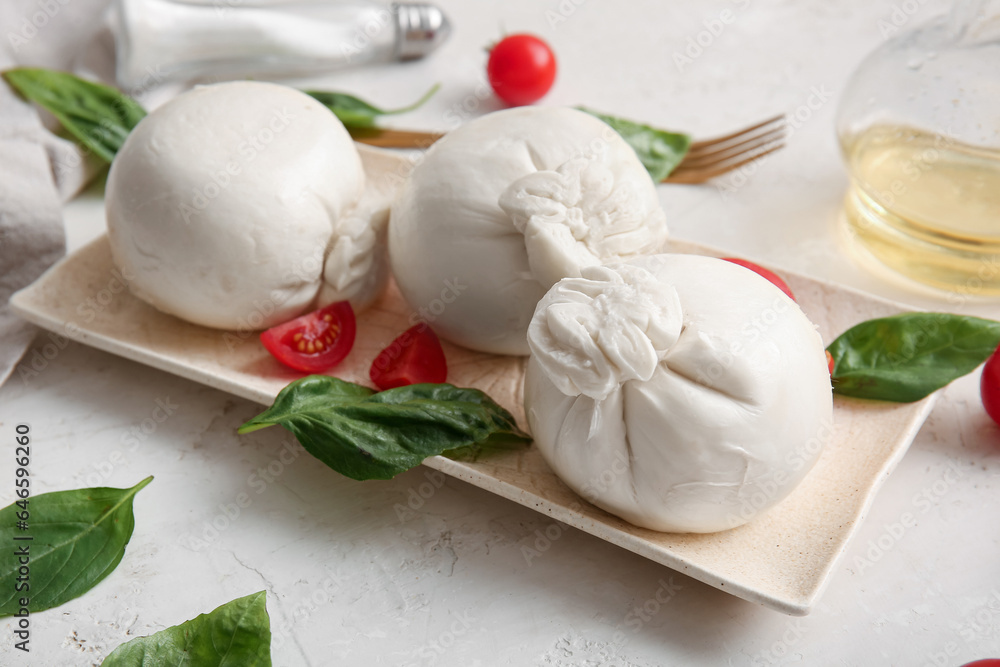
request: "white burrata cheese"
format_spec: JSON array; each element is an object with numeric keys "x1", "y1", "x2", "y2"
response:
[
  {"x1": 524, "y1": 255, "x2": 834, "y2": 533},
  {"x1": 388, "y1": 106, "x2": 667, "y2": 356},
  {"x1": 106, "y1": 81, "x2": 367, "y2": 330}
]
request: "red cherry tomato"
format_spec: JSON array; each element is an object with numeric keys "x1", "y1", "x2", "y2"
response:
[
  {"x1": 980, "y1": 344, "x2": 1000, "y2": 425},
  {"x1": 370, "y1": 323, "x2": 448, "y2": 390},
  {"x1": 960, "y1": 661, "x2": 1000, "y2": 667},
  {"x1": 825, "y1": 350, "x2": 835, "y2": 375},
  {"x1": 722, "y1": 257, "x2": 796, "y2": 302},
  {"x1": 260, "y1": 301, "x2": 356, "y2": 373},
  {"x1": 487, "y1": 34, "x2": 557, "y2": 106}
]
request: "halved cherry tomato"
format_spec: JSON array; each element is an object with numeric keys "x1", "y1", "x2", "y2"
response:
[
  {"x1": 370, "y1": 323, "x2": 447, "y2": 390},
  {"x1": 980, "y1": 344, "x2": 1000, "y2": 426},
  {"x1": 487, "y1": 34, "x2": 557, "y2": 106},
  {"x1": 722, "y1": 257, "x2": 796, "y2": 302},
  {"x1": 260, "y1": 301, "x2": 356, "y2": 373}
]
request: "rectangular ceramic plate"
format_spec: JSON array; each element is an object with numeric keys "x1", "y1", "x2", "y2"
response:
[{"x1": 11, "y1": 146, "x2": 935, "y2": 616}]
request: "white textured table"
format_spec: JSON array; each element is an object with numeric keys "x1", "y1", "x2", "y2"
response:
[{"x1": 4, "y1": 0, "x2": 1000, "y2": 665}]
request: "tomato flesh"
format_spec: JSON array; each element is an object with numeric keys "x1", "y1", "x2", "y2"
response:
[
  {"x1": 825, "y1": 350, "x2": 835, "y2": 375},
  {"x1": 370, "y1": 323, "x2": 448, "y2": 390},
  {"x1": 981, "y1": 344, "x2": 1000, "y2": 425},
  {"x1": 722, "y1": 257, "x2": 796, "y2": 302},
  {"x1": 487, "y1": 34, "x2": 557, "y2": 106},
  {"x1": 960, "y1": 661, "x2": 1000, "y2": 667},
  {"x1": 260, "y1": 301, "x2": 356, "y2": 373}
]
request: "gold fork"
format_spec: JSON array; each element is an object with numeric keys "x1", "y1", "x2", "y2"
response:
[
  {"x1": 665, "y1": 114, "x2": 786, "y2": 184},
  {"x1": 348, "y1": 113, "x2": 787, "y2": 185}
]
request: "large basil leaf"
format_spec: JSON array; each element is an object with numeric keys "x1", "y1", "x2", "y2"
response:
[
  {"x1": 0, "y1": 477, "x2": 152, "y2": 616},
  {"x1": 101, "y1": 591, "x2": 271, "y2": 666},
  {"x1": 828, "y1": 313, "x2": 1000, "y2": 402},
  {"x1": 578, "y1": 107, "x2": 691, "y2": 181},
  {"x1": 3, "y1": 67, "x2": 146, "y2": 162},
  {"x1": 238, "y1": 376, "x2": 530, "y2": 480},
  {"x1": 306, "y1": 83, "x2": 439, "y2": 128}
]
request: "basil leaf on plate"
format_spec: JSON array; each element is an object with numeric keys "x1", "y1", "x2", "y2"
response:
[
  {"x1": 306, "y1": 83, "x2": 439, "y2": 128},
  {"x1": 3, "y1": 68, "x2": 146, "y2": 162},
  {"x1": 578, "y1": 107, "x2": 691, "y2": 181},
  {"x1": 828, "y1": 313, "x2": 1000, "y2": 402},
  {"x1": 101, "y1": 591, "x2": 271, "y2": 666},
  {"x1": 0, "y1": 476, "x2": 152, "y2": 616},
  {"x1": 238, "y1": 376, "x2": 531, "y2": 480}
]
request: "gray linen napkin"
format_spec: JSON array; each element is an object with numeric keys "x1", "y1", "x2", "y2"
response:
[{"x1": 0, "y1": 0, "x2": 110, "y2": 387}]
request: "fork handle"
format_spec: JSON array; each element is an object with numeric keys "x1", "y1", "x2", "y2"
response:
[
  {"x1": 349, "y1": 126, "x2": 682, "y2": 182},
  {"x1": 349, "y1": 127, "x2": 444, "y2": 148}
]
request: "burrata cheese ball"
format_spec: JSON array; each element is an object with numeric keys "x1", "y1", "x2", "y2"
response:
[
  {"x1": 106, "y1": 81, "x2": 365, "y2": 330},
  {"x1": 525, "y1": 255, "x2": 834, "y2": 533},
  {"x1": 388, "y1": 106, "x2": 668, "y2": 356}
]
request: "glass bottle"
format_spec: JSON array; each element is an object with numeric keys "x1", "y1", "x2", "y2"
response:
[
  {"x1": 836, "y1": 0, "x2": 1000, "y2": 295},
  {"x1": 113, "y1": 0, "x2": 450, "y2": 91}
]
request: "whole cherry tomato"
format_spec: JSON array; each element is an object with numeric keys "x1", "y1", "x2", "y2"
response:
[
  {"x1": 980, "y1": 344, "x2": 1000, "y2": 425},
  {"x1": 722, "y1": 257, "x2": 796, "y2": 302},
  {"x1": 487, "y1": 34, "x2": 557, "y2": 106}
]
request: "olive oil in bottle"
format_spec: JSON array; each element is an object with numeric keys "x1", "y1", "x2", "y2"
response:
[{"x1": 842, "y1": 125, "x2": 1000, "y2": 295}]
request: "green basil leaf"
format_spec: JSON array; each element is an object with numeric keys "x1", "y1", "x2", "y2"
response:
[
  {"x1": 238, "y1": 376, "x2": 531, "y2": 480},
  {"x1": 578, "y1": 107, "x2": 691, "y2": 181},
  {"x1": 828, "y1": 313, "x2": 1000, "y2": 402},
  {"x1": 306, "y1": 83, "x2": 439, "y2": 128},
  {"x1": 2, "y1": 68, "x2": 146, "y2": 162},
  {"x1": 0, "y1": 476, "x2": 152, "y2": 616},
  {"x1": 101, "y1": 591, "x2": 271, "y2": 666}
]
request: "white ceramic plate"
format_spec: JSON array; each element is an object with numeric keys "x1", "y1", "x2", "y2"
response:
[{"x1": 11, "y1": 146, "x2": 935, "y2": 615}]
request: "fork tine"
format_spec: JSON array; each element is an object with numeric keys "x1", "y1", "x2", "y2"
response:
[
  {"x1": 678, "y1": 127, "x2": 786, "y2": 168},
  {"x1": 687, "y1": 113, "x2": 786, "y2": 152},
  {"x1": 664, "y1": 142, "x2": 785, "y2": 184}
]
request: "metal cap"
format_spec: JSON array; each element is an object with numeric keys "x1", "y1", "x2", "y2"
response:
[{"x1": 394, "y1": 3, "x2": 451, "y2": 60}]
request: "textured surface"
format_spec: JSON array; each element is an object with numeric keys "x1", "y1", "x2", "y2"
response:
[{"x1": 5, "y1": 0, "x2": 1000, "y2": 664}]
